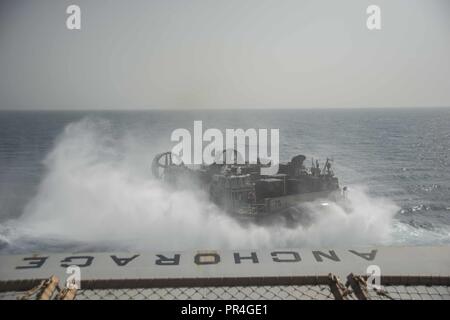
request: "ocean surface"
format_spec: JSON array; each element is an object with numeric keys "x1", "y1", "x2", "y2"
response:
[{"x1": 0, "y1": 108, "x2": 450, "y2": 253}]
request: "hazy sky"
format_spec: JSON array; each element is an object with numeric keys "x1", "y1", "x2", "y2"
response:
[{"x1": 0, "y1": 0, "x2": 449, "y2": 110}]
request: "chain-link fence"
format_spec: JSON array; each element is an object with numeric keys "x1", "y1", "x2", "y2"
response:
[
  {"x1": 2, "y1": 284, "x2": 449, "y2": 300},
  {"x1": 75, "y1": 285, "x2": 335, "y2": 300}
]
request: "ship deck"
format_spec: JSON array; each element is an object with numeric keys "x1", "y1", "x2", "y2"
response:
[{"x1": 1, "y1": 246, "x2": 449, "y2": 300}]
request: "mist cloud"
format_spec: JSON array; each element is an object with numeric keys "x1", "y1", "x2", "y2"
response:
[{"x1": 0, "y1": 118, "x2": 403, "y2": 252}]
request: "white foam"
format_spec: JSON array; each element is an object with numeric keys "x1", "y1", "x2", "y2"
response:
[{"x1": 4, "y1": 118, "x2": 405, "y2": 251}]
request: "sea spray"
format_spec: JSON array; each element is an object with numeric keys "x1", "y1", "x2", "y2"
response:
[{"x1": 4, "y1": 118, "x2": 400, "y2": 252}]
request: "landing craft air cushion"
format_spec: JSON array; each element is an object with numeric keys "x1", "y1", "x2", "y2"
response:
[{"x1": 152, "y1": 151, "x2": 348, "y2": 225}]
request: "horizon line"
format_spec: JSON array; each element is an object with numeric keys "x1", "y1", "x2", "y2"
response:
[{"x1": 1, "y1": 105, "x2": 450, "y2": 112}]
